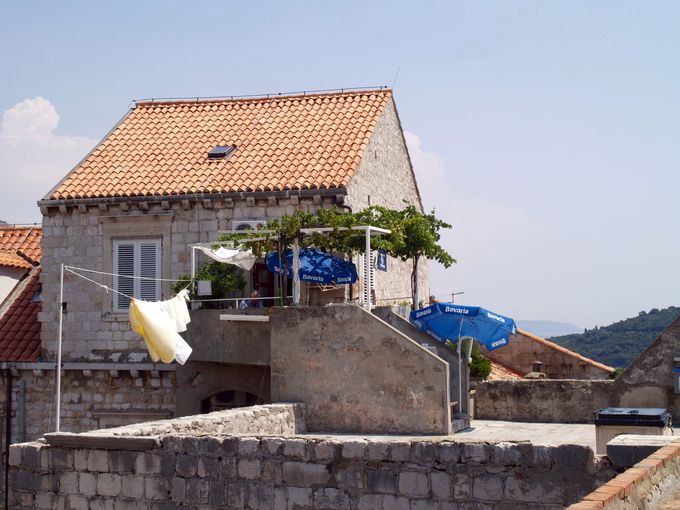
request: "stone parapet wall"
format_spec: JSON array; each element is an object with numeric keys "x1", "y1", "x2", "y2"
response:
[
  {"x1": 566, "y1": 438, "x2": 680, "y2": 509},
  {"x1": 475, "y1": 380, "x2": 614, "y2": 423},
  {"x1": 8, "y1": 414, "x2": 615, "y2": 509},
  {"x1": 83, "y1": 403, "x2": 305, "y2": 438},
  {"x1": 271, "y1": 306, "x2": 451, "y2": 435}
]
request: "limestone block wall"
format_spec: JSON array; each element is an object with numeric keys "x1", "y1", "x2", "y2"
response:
[
  {"x1": 475, "y1": 380, "x2": 614, "y2": 423},
  {"x1": 39, "y1": 196, "x2": 332, "y2": 361},
  {"x1": 346, "y1": 98, "x2": 429, "y2": 306},
  {"x1": 8, "y1": 417, "x2": 615, "y2": 509},
  {"x1": 485, "y1": 329, "x2": 614, "y2": 380},
  {"x1": 270, "y1": 306, "x2": 451, "y2": 435},
  {"x1": 2, "y1": 369, "x2": 175, "y2": 443}
]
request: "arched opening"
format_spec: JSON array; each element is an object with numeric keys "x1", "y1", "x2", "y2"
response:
[{"x1": 200, "y1": 389, "x2": 264, "y2": 413}]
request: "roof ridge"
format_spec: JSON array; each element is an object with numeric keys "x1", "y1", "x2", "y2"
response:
[{"x1": 134, "y1": 87, "x2": 392, "y2": 107}]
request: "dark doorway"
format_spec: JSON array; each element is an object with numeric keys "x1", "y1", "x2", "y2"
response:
[{"x1": 200, "y1": 389, "x2": 263, "y2": 413}]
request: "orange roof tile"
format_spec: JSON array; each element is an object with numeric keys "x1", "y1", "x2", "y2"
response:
[
  {"x1": 0, "y1": 226, "x2": 42, "y2": 265},
  {"x1": 47, "y1": 89, "x2": 393, "y2": 200},
  {"x1": 0, "y1": 251, "x2": 32, "y2": 270},
  {"x1": 0, "y1": 268, "x2": 41, "y2": 361},
  {"x1": 487, "y1": 360, "x2": 523, "y2": 381}
]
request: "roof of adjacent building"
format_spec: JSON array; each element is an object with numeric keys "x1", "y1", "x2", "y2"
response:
[
  {"x1": 0, "y1": 268, "x2": 41, "y2": 361},
  {"x1": 487, "y1": 360, "x2": 523, "y2": 381},
  {"x1": 0, "y1": 226, "x2": 42, "y2": 265},
  {"x1": 45, "y1": 88, "x2": 394, "y2": 201},
  {"x1": 516, "y1": 328, "x2": 615, "y2": 373}
]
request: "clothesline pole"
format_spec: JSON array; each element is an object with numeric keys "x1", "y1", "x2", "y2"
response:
[
  {"x1": 364, "y1": 228, "x2": 371, "y2": 311},
  {"x1": 190, "y1": 247, "x2": 196, "y2": 310},
  {"x1": 56, "y1": 262, "x2": 64, "y2": 432}
]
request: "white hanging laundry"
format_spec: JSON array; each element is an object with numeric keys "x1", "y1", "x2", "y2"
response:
[
  {"x1": 160, "y1": 289, "x2": 191, "y2": 333},
  {"x1": 195, "y1": 246, "x2": 256, "y2": 271},
  {"x1": 129, "y1": 297, "x2": 193, "y2": 365}
]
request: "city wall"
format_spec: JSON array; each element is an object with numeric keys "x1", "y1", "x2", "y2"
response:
[{"x1": 8, "y1": 404, "x2": 615, "y2": 509}]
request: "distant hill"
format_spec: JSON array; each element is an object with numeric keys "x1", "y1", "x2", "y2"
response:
[
  {"x1": 549, "y1": 306, "x2": 680, "y2": 368},
  {"x1": 517, "y1": 320, "x2": 582, "y2": 338}
]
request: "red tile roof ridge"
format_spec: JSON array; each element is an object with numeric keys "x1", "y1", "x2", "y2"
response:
[
  {"x1": 134, "y1": 88, "x2": 392, "y2": 108},
  {"x1": 516, "y1": 327, "x2": 615, "y2": 373}
]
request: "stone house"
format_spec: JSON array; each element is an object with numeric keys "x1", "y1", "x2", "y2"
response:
[
  {"x1": 485, "y1": 328, "x2": 614, "y2": 380},
  {"x1": 27, "y1": 88, "x2": 427, "y2": 436}
]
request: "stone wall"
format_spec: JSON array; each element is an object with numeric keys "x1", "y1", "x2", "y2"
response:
[
  {"x1": 485, "y1": 329, "x2": 614, "y2": 380},
  {"x1": 566, "y1": 437, "x2": 680, "y2": 509},
  {"x1": 270, "y1": 306, "x2": 451, "y2": 435},
  {"x1": 475, "y1": 380, "x2": 614, "y2": 423},
  {"x1": 39, "y1": 196, "x2": 335, "y2": 361},
  {"x1": 345, "y1": 98, "x2": 429, "y2": 306},
  {"x1": 8, "y1": 404, "x2": 616, "y2": 509},
  {"x1": 475, "y1": 316, "x2": 680, "y2": 423},
  {"x1": 2, "y1": 368, "x2": 174, "y2": 443}
]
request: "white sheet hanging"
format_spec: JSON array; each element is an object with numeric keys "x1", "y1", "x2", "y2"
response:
[
  {"x1": 129, "y1": 289, "x2": 193, "y2": 365},
  {"x1": 160, "y1": 289, "x2": 191, "y2": 333},
  {"x1": 195, "y1": 246, "x2": 256, "y2": 271}
]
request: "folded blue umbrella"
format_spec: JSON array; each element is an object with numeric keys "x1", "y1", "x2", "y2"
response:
[
  {"x1": 265, "y1": 248, "x2": 358, "y2": 285},
  {"x1": 409, "y1": 303, "x2": 516, "y2": 351}
]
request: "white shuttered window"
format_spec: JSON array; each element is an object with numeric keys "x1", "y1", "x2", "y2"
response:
[{"x1": 113, "y1": 239, "x2": 161, "y2": 312}]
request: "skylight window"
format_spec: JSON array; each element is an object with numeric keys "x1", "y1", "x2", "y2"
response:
[{"x1": 208, "y1": 144, "x2": 237, "y2": 160}]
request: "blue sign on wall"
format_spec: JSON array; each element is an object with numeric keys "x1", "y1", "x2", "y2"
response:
[{"x1": 376, "y1": 249, "x2": 388, "y2": 272}]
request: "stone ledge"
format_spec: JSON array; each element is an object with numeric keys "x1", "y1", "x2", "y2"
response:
[
  {"x1": 43, "y1": 433, "x2": 160, "y2": 451},
  {"x1": 607, "y1": 434, "x2": 678, "y2": 468}
]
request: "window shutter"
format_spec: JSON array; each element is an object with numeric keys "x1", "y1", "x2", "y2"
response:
[
  {"x1": 139, "y1": 241, "x2": 160, "y2": 301},
  {"x1": 115, "y1": 242, "x2": 135, "y2": 310}
]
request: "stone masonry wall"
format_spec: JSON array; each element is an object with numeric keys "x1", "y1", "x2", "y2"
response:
[
  {"x1": 346, "y1": 98, "x2": 429, "y2": 306},
  {"x1": 39, "y1": 196, "x2": 334, "y2": 361},
  {"x1": 475, "y1": 380, "x2": 614, "y2": 423},
  {"x1": 270, "y1": 306, "x2": 451, "y2": 435},
  {"x1": 8, "y1": 405, "x2": 616, "y2": 509},
  {"x1": 5, "y1": 369, "x2": 175, "y2": 442}
]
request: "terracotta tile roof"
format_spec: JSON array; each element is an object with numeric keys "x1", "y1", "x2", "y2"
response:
[
  {"x1": 0, "y1": 226, "x2": 42, "y2": 264},
  {"x1": 487, "y1": 360, "x2": 523, "y2": 381},
  {"x1": 47, "y1": 89, "x2": 393, "y2": 200},
  {"x1": 517, "y1": 328, "x2": 615, "y2": 373},
  {"x1": 0, "y1": 251, "x2": 32, "y2": 270},
  {"x1": 0, "y1": 268, "x2": 41, "y2": 361}
]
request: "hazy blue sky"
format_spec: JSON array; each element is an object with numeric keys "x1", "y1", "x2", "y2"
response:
[{"x1": 1, "y1": 1, "x2": 678, "y2": 328}]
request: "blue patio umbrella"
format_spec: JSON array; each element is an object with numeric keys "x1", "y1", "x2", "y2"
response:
[
  {"x1": 409, "y1": 303, "x2": 516, "y2": 351},
  {"x1": 265, "y1": 248, "x2": 358, "y2": 285}
]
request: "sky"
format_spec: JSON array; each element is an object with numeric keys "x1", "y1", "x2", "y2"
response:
[{"x1": 1, "y1": 1, "x2": 678, "y2": 329}]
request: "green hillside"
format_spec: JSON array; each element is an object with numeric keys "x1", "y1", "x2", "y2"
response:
[{"x1": 549, "y1": 306, "x2": 680, "y2": 369}]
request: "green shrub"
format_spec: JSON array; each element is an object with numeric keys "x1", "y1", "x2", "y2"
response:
[{"x1": 173, "y1": 260, "x2": 246, "y2": 298}]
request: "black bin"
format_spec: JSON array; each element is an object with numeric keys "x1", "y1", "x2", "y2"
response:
[{"x1": 593, "y1": 407, "x2": 672, "y2": 428}]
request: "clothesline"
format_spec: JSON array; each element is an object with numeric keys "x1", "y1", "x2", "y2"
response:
[
  {"x1": 64, "y1": 265, "x2": 191, "y2": 282},
  {"x1": 64, "y1": 266, "x2": 191, "y2": 303}
]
